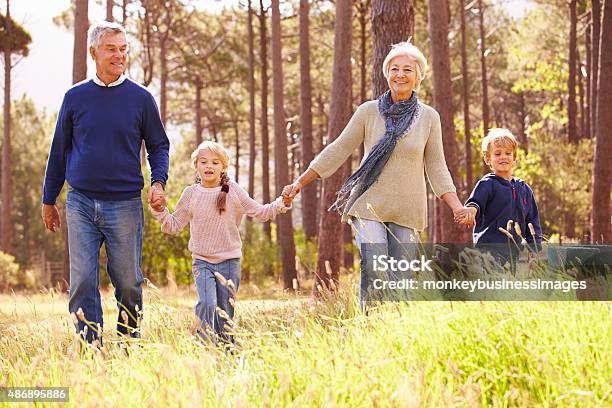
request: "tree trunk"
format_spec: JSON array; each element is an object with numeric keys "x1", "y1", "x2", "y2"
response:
[
  {"x1": 371, "y1": 0, "x2": 415, "y2": 97},
  {"x1": 106, "y1": 0, "x2": 114, "y2": 22},
  {"x1": 314, "y1": 0, "x2": 353, "y2": 296},
  {"x1": 316, "y1": 93, "x2": 327, "y2": 155},
  {"x1": 195, "y1": 76, "x2": 203, "y2": 146},
  {"x1": 426, "y1": 190, "x2": 434, "y2": 240},
  {"x1": 123, "y1": 0, "x2": 128, "y2": 24},
  {"x1": 478, "y1": 0, "x2": 489, "y2": 175},
  {"x1": 247, "y1": 0, "x2": 256, "y2": 198},
  {"x1": 211, "y1": 123, "x2": 218, "y2": 143},
  {"x1": 357, "y1": 0, "x2": 370, "y2": 160},
  {"x1": 568, "y1": 0, "x2": 578, "y2": 144},
  {"x1": 429, "y1": 0, "x2": 463, "y2": 243},
  {"x1": 1, "y1": 0, "x2": 11, "y2": 254},
  {"x1": 73, "y1": 0, "x2": 88, "y2": 84},
  {"x1": 234, "y1": 121, "x2": 240, "y2": 183},
  {"x1": 591, "y1": 0, "x2": 601, "y2": 139},
  {"x1": 343, "y1": 223, "x2": 354, "y2": 269},
  {"x1": 434, "y1": 199, "x2": 442, "y2": 243},
  {"x1": 271, "y1": 0, "x2": 297, "y2": 290},
  {"x1": 585, "y1": 19, "x2": 592, "y2": 139},
  {"x1": 578, "y1": 48, "x2": 586, "y2": 140},
  {"x1": 591, "y1": 0, "x2": 612, "y2": 243},
  {"x1": 342, "y1": 160, "x2": 354, "y2": 269},
  {"x1": 259, "y1": 0, "x2": 272, "y2": 241},
  {"x1": 159, "y1": 40, "x2": 168, "y2": 126},
  {"x1": 460, "y1": 0, "x2": 472, "y2": 192},
  {"x1": 565, "y1": 0, "x2": 578, "y2": 239},
  {"x1": 299, "y1": 0, "x2": 317, "y2": 240},
  {"x1": 140, "y1": 4, "x2": 154, "y2": 86},
  {"x1": 518, "y1": 92, "x2": 528, "y2": 153}
]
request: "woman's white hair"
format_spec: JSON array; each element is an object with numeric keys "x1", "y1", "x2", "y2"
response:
[
  {"x1": 382, "y1": 40, "x2": 428, "y2": 87},
  {"x1": 88, "y1": 21, "x2": 127, "y2": 49}
]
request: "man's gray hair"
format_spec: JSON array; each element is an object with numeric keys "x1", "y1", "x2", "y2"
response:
[{"x1": 88, "y1": 21, "x2": 127, "y2": 49}]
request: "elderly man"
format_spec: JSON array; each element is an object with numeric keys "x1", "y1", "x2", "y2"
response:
[{"x1": 41, "y1": 21, "x2": 169, "y2": 343}]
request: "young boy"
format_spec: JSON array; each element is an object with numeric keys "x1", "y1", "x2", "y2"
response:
[{"x1": 459, "y1": 128, "x2": 542, "y2": 269}]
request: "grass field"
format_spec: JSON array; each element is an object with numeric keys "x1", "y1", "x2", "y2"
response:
[{"x1": 0, "y1": 278, "x2": 610, "y2": 407}]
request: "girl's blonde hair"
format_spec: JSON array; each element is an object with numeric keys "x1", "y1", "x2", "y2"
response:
[{"x1": 191, "y1": 141, "x2": 231, "y2": 214}]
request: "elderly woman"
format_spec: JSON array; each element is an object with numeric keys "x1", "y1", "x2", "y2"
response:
[{"x1": 283, "y1": 41, "x2": 463, "y2": 302}]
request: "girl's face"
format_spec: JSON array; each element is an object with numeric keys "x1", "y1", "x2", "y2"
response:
[{"x1": 196, "y1": 149, "x2": 226, "y2": 187}]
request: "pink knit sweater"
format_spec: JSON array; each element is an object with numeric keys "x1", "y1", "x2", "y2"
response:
[{"x1": 151, "y1": 181, "x2": 289, "y2": 263}]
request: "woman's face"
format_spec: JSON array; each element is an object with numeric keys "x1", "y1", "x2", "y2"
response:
[
  {"x1": 387, "y1": 55, "x2": 418, "y2": 101},
  {"x1": 196, "y1": 149, "x2": 226, "y2": 187}
]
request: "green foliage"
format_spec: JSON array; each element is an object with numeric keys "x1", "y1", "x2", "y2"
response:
[
  {"x1": 293, "y1": 227, "x2": 317, "y2": 276},
  {"x1": 241, "y1": 222, "x2": 281, "y2": 283},
  {"x1": 514, "y1": 135, "x2": 593, "y2": 241},
  {"x1": 0, "y1": 14, "x2": 32, "y2": 56},
  {"x1": 0, "y1": 98, "x2": 64, "y2": 267},
  {"x1": 141, "y1": 190, "x2": 193, "y2": 286},
  {"x1": 0, "y1": 251, "x2": 19, "y2": 290},
  {"x1": 0, "y1": 250, "x2": 37, "y2": 291}
]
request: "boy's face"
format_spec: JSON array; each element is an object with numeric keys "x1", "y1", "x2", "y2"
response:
[{"x1": 484, "y1": 145, "x2": 515, "y2": 179}]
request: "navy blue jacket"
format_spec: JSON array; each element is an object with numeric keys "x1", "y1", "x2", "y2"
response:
[
  {"x1": 465, "y1": 173, "x2": 542, "y2": 251},
  {"x1": 42, "y1": 78, "x2": 170, "y2": 204}
]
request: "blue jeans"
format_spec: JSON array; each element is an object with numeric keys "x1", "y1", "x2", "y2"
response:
[
  {"x1": 192, "y1": 258, "x2": 241, "y2": 344},
  {"x1": 352, "y1": 219, "x2": 419, "y2": 307},
  {"x1": 66, "y1": 188, "x2": 144, "y2": 342}
]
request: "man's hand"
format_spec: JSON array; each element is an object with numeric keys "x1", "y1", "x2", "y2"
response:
[
  {"x1": 148, "y1": 182, "x2": 166, "y2": 212},
  {"x1": 42, "y1": 204, "x2": 61, "y2": 232}
]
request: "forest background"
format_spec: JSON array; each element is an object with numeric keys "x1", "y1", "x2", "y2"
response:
[{"x1": 0, "y1": 0, "x2": 610, "y2": 294}]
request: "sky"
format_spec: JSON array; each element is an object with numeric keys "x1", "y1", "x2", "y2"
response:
[{"x1": 5, "y1": 0, "x2": 533, "y2": 114}]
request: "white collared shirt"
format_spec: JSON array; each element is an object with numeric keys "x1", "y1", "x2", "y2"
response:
[{"x1": 92, "y1": 73, "x2": 127, "y2": 87}]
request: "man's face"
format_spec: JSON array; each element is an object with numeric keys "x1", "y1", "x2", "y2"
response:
[{"x1": 90, "y1": 31, "x2": 128, "y2": 80}]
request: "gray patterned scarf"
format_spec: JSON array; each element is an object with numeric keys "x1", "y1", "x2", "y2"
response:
[{"x1": 329, "y1": 90, "x2": 420, "y2": 214}]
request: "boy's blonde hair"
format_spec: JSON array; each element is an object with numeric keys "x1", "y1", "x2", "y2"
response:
[
  {"x1": 191, "y1": 141, "x2": 231, "y2": 214},
  {"x1": 481, "y1": 128, "x2": 518, "y2": 158}
]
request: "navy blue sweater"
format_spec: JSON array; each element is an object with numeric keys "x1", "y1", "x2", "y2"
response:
[
  {"x1": 466, "y1": 173, "x2": 542, "y2": 250},
  {"x1": 42, "y1": 79, "x2": 169, "y2": 204}
]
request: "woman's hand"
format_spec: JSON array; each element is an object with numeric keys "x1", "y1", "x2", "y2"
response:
[
  {"x1": 282, "y1": 180, "x2": 303, "y2": 202},
  {"x1": 454, "y1": 206, "x2": 476, "y2": 228},
  {"x1": 281, "y1": 189, "x2": 295, "y2": 207},
  {"x1": 282, "y1": 168, "x2": 320, "y2": 203}
]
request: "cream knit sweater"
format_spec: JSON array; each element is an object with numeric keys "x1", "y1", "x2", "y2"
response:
[
  {"x1": 309, "y1": 100, "x2": 456, "y2": 231},
  {"x1": 151, "y1": 180, "x2": 288, "y2": 263}
]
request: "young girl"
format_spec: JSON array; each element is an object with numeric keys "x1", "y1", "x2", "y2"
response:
[{"x1": 150, "y1": 141, "x2": 291, "y2": 344}]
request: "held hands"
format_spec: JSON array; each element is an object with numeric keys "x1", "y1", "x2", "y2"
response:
[
  {"x1": 148, "y1": 182, "x2": 166, "y2": 212},
  {"x1": 281, "y1": 180, "x2": 302, "y2": 207},
  {"x1": 453, "y1": 206, "x2": 477, "y2": 228}
]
